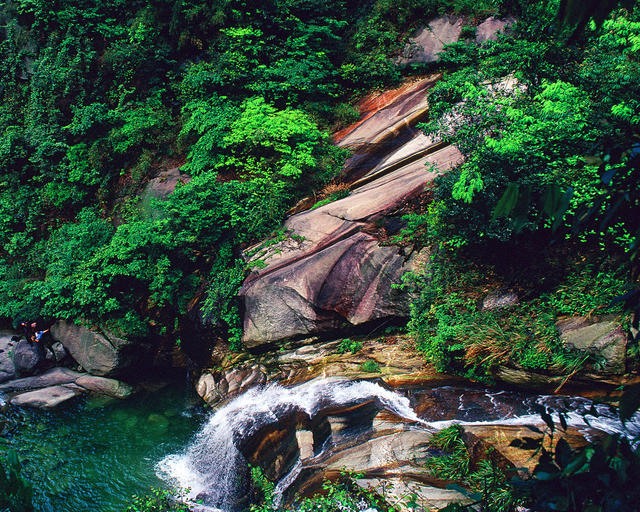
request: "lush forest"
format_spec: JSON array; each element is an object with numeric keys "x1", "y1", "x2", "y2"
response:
[
  {"x1": 0, "y1": 0, "x2": 506, "y2": 350},
  {"x1": 2, "y1": 0, "x2": 640, "y2": 511}
]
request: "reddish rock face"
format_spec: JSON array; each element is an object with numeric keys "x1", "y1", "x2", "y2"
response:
[{"x1": 239, "y1": 77, "x2": 462, "y2": 348}]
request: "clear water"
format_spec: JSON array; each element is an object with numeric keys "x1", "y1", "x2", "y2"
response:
[{"x1": 0, "y1": 383, "x2": 204, "y2": 512}]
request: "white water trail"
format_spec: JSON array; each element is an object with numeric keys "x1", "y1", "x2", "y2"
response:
[
  {"x1": 158, "y1": 379, "x2": 640, "y2": 511},
  {"x1": 157, "y1": 378, "x2": 422, "y2": 510},
  {"x1": 425, "y1": 394, "x2": 640, "y2": 443}
]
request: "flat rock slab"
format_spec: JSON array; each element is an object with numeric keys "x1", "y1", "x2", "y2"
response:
[
  {"x1": 0, "y1": 367, "x2": 83, "y2": 393},
  {"x1": 75, "y1": 375, "x2": 134, "y2": 398},
  {"x1": 10, "y1": 384, "x2": 84, "y2": 409},
  {"x1": 558, "y1": 316, "x2": 627, "y2": 374},
  {"x1": 398, "y1": 15, "x2": 463, "y2": 65}
]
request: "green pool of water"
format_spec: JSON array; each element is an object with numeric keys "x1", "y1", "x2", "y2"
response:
[{"x1": 1, "y1": 383, "x2": 204, "y2": 512}]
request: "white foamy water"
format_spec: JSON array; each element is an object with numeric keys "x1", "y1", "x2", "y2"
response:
[
  {"x1": 158, "y1": 379, "x2": 640, "y2": 511},
  {"x1": 157, "y1": 378, "x2": 423, "y2": 510}
]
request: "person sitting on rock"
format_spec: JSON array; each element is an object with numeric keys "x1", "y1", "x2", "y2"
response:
[
  {"x1": 34, "y1": 328, "x2": 50, "y2": 343},
  {"x1": 19, "y1": 321, "x2": 36, "y2": 343}
]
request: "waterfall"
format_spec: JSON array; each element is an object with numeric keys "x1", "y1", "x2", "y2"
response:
[
  {"x1": 157, "y1": 378, "x2": 423, "y2": 511},
  {"x1": 158, "y1": 379, "x2": 640, "y2": 511}
]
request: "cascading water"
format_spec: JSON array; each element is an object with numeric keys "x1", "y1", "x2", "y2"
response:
[
  {"x1": 158, "y1": 379, "x2": 640, "y2": 512},
  {"x1": 158, "y1": 378, "x2": 424, "y2": 511}
]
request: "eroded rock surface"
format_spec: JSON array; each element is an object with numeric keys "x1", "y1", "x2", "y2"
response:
[
  {"x1": 398, "y1": 16, "x2": 463, "y2": 65},
  {"x1": 399, "y1": 15, "x2": 515, "y2": 66},
  {"x1": 558, "y1": 316, "x2": 628, "y2": 375},
  {"x1": 240, "y1": 76, "x2": 462, "y2": 348},
  {"x1": 50, "y1": 321, "x2": 138, "y2": 376},
  {"x1": 0, "y1": 332, "x2": 17, "y2": 383}
]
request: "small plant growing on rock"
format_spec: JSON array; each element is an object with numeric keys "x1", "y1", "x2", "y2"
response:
[
  {"x1": 359, "y1": 360, "x2": 381, "y2": 373},
  {"x1": 337, "y1": 338, "x2": 363, "y2": 354}
]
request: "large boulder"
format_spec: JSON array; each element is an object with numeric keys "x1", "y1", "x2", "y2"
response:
[
  {"x1": 0, "y1": 332, "x2": 17, "y2": 383},
  {"x1": 75, "y1": 375, "x2": 134, "y2": 398},
  {"x1": 475, "y1": 16, "x2": 515, "y2": 44},
  {"x1": 558, "y1": 316, "x2": 628, "y2": 375},
  {"x1": 12, "y1": 340, "x2": 46, "y2": 376},
  {"x1": 50, "y1": 321, "x2": 138, "y2": 376},
  {"x1": 239, "y1": 77, "x2": 461, "y2": 348},
  {"x1": 398, "y1": 15, "x2": 463, "y2": 65},
  {"x1": 10, "y1": 384, "x2": 83, "y2": 409},
  {"x1": 398, "y1": 16, "x2": 515, "y2": 66}
]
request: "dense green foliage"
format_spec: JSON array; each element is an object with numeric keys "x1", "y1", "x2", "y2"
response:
[
  {"x1": 123, "y1": 488, "x2": 190, "y2": 512},
  {"x1": 405, "y1": 1, "x2": 640, "y2": 378},
  {"x1": 0, "y1": 450, "x2": 34, "y2": 512},
  {"x1": 404, "y1": 248, "x2": 628, "y2": 381},
  {"x1": 0, "y1": 0, "x2": 505, "y2": 349},
  {"x1": 426, "y1": 425, "x2": 521, "y2": 511},
  {"x1": 250, "y1": 467, "x2": 394, "y2": 512}
]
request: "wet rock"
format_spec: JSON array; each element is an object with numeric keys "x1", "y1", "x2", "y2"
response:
[
  {"x1": 0, "y1": 367, "x2": 83, "y2": 393},
  {"x1": 244, "y1": 424, "x2": 299, "y2": 481},
  {"x1": 398, "y1": 16, "x2": 463, "y2": 65},
  {"x1": 10, "y1": 384, "x2": 84, "y2": 409},
  {"x1": 196, "y1": 365, "x2": 267, "y2": 405},
  {"x1": 356, "y1": 477, "x2": 469, "y2": 512},
  {"x1": 0, "y1": 332, "x2": 17, "y2": 383},
  {"x1": 481, "y1": 290, "x2": 519, "y2": 311},
  {"x1": 142, "y1": 165, "x2": 191, "y2": 205},
  {"x1": 75, "y1": 375, "x2": 134, "y2": 398},
  {"x1": 296, "y1": 430, "x2": 314, "y2": 460},
  {"x1": 475, "y1": 16, "x2": 515, "y2": 43},
  {"x1": 13, "y1": 340, "x2": 46, "y2": 376},
  {"x1": 50, "y1": 321, "x2": 138, "y2": 376},
  {"x1": 324, "y1": 429, "x2": 433, "y2": 472},
  {"x1": 240, "y1": 144, "x2": 461, "y2": 347},
  {"x1": 51, "y1": 341, "x2": 68, "y2": 363},
  {"x1": 558, "y1": 316, "x2": 627, "y2": 374}
]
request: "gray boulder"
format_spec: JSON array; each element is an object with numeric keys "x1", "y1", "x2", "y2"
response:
[
  {"x1": 50, "y1": 321, "x2": 137, "y2": 376},
  {"x1": 12, "y1": 340, "x2": 46, "y2": 376},
  {"x1": 75, "y1": 375, "x2": 133, "y2": 398},
  {"x1": 475, "y1": 16, "x2": 515, "y2": 44},
  {"x1": 398, "y1": 16, "x2": 463, "y2": 65},
  {"x1": 558, "y1": 316, "x2": 628, "y2": 374},
  {"x1": 398, "y1": 16, "x2": 515, "y2": 67},
  {"x1": 0, "y1": 332, "x2": 17, "y2": 383},
  {"x1": 10, "y1": 384, "x2": 83, "y2": 409}
]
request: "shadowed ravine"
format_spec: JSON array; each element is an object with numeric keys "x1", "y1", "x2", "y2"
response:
[{"x1": 158, "y1": 379, "x2": 640, "y2": 511}]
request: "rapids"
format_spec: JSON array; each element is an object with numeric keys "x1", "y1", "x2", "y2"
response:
[{"x1": 158, "y1": 379, "x2": 640, "y2": 511}]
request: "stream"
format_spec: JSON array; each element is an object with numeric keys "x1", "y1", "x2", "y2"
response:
[
  {"x1": 159, "y1": 379, "x2": 640, "y2": 512},
  {"x1": 0, "y1": 383, "x2": 204, "y2": 512},
  {"x1": 2, "y1": 378, "x2": 639, "y2": 512}
]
